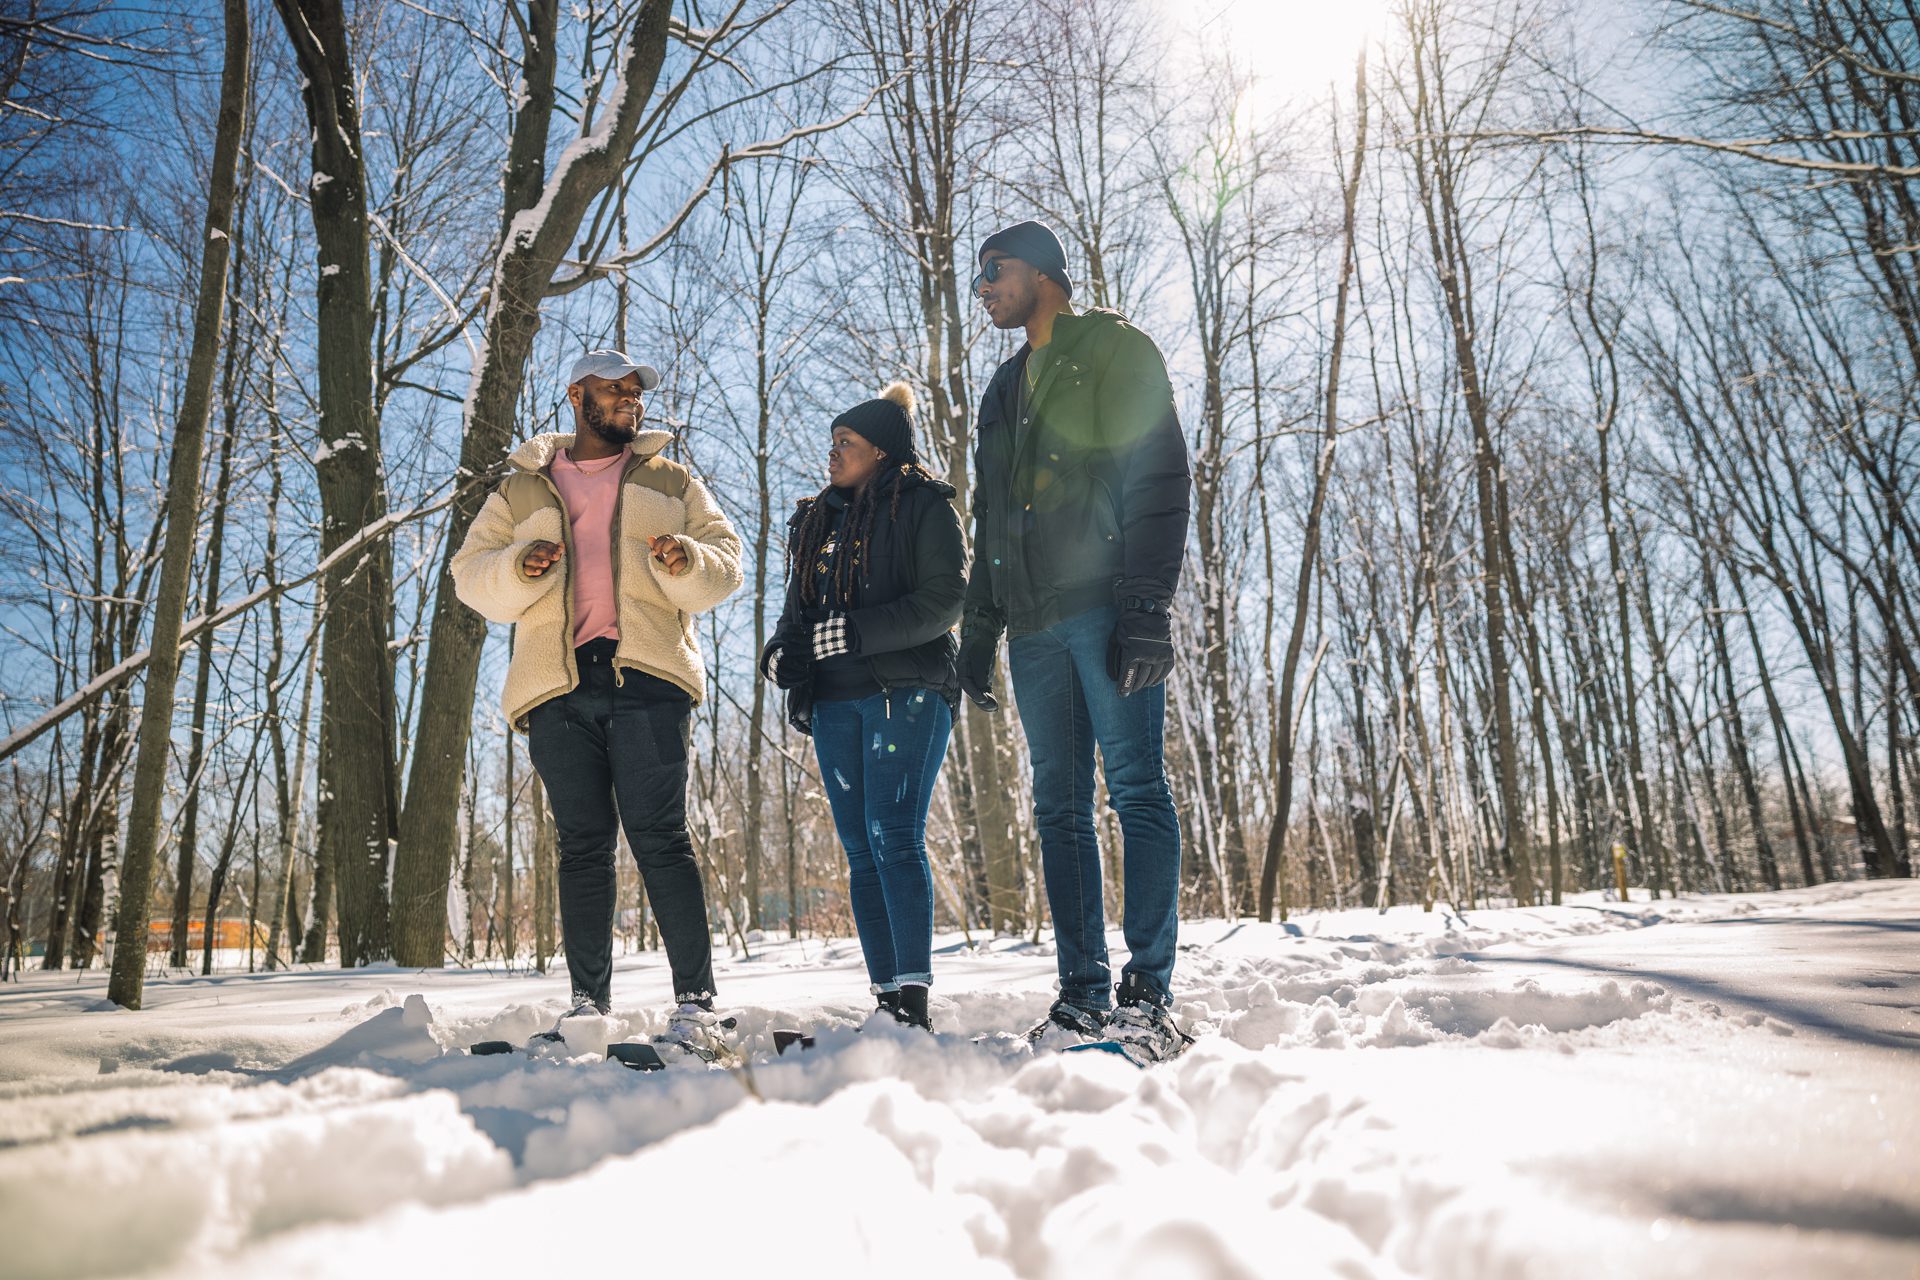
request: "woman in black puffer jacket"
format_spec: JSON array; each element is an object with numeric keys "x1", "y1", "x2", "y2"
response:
[{"x1": 760, "y1": 381, "x2": 964, "y2": 1031}]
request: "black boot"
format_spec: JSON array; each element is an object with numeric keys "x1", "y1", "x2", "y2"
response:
[
  {"x1": 876, "y1": 988, "x2": 903, "y2": 1018},
  {"x1": 896, "y1": 983, "x2": 932, "y2": 1031}
]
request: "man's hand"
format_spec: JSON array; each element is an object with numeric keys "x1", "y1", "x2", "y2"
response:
[
  {"x1": 1107, "y1": 602, "x2": 1173, "y2": 696},
  {"x1": 957, "y1": 624, "x2": 1000, "y2": 712},
  {"x1": 648, "y1": 534, "x2": 690, "y2": 577},
  {"x1": 521, "y1": 540, "x2": 564, "y2": 578}
]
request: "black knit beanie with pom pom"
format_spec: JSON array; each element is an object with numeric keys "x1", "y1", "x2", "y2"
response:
[{"x1": 831, "y1": 381, "x2": 917, "y2": 465}]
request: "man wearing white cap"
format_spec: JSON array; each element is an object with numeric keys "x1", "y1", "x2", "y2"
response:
[{"x1": 452, "y1": 349, "x2": 744, "y2": 1059}]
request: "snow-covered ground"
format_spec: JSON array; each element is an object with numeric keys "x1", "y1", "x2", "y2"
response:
[{"x1": 2, "y1": 881, "x2": 1916, "y2": 1279}]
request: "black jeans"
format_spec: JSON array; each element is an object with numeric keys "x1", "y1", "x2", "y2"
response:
[{"x1": 525, "y1": 639, "x2": 714, "y2": 1008}]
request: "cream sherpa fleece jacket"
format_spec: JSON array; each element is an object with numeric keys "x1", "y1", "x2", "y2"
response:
[{"x1": 452, "y1": 429, "x2": 743, "y2": 726}]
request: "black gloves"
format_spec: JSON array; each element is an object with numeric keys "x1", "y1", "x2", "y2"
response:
[
  {"x1": 1107, "y1": 599, "x2": 1173, "y2": 696},
  {"x1": 957, "y1": 615, "x2": 1001, "y2": 711},
  {"x1": 762, "y1": 608, "x2": 859, "y2": 690},
  {"x1": 761, "y1": 615, "x2": 814, "y2": 690},
  {"x1": 762, "y1": 640, "x2": 810, "y2": 690},
  {"x1": 806, "y1": 608, "x2": 857, "y2": 660}
]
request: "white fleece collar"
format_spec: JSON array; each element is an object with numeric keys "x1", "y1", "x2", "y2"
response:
[{"x1": 508, "y1": 429, "x2": 674, "y2": 473}]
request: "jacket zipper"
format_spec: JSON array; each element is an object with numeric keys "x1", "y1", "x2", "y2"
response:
[
  {"x1": 608, "y1": 453, "x2": 637, "y2": 688},
  {"x1": 538, "y1": 470, "x2": 581, "y2": 695}
]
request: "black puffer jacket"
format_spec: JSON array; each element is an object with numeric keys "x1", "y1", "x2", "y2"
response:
[
  {"x1": 764, "y1": 465, "x2": 965, "y2": 734},
  {"x1": 964, "y1": 307, "x2": 1190, "y2": 638}
]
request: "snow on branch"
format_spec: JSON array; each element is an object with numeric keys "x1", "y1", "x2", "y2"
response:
[
  {"x1": 545, "y1": 92, "x2": 886, "y2": 298},
  {"x1": 367, "y1": 211, "x2": 483, "y2": 367},
  {"x1": 1675, "y1": 2, "x2": 1920, "y2": 89},
  {"x1": 0, "y1": 482, "x2": 480, "y2": 768},
  {"x1": 496, "y1": 1, "x2": 675, "y2": 268},
  {"x1": 0, "y1": 211, "x2": 135, "y2": 232},
  {"x1": 1458, "y1": 126, "x2": 1920, "y2": 179}
]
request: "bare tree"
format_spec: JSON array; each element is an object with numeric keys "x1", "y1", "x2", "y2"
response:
[
  {"x1": 834, "y1": 0, "x2": 1031, "y2": 931},
  {"x1": 1259, "y1": 52, "x2": 1370, "y2": 921},
  {"x1": 394, "y1": 0, "x2": 847, "y2": 965},
  {"x1": 104, "y1": 0, "x2": 248, "y2": 1007},
  {"x1": 1390, "y1": 0, "x2": 1537, "y2": 904},
  {"x1": 273, "y1": 0, "x2": 400, "y2": 965}
]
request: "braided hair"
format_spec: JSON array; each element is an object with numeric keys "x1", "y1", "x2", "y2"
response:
[{"x1": 788, "y1": 458, "x2": 940, "y2": 608}]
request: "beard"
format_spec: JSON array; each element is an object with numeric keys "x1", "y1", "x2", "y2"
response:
[
  {"x1": 988, "y1": 284, "x2": 1036, "y2": 330},
  {"x1": 581, "y1": 394, "x2": 639, "y2": 445}
]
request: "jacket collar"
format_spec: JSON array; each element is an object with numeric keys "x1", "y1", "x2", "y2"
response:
[
  {"x1": 1046, "y1": 306, "x2": 1123, "y2": 353},
  {"x1": 995, "y1": 307, "x2": 1126, "y2": 381},
  {"x1": 507, "y1": 429, "x2": 675, "y2": 475}
]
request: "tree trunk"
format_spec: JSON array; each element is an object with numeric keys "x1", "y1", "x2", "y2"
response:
[
  {"x1": 1728, "y1": 562, "x2": 1817, "y2": 885},
  {"x1": 299, "y1": 706, "x2": 335, "y2": 962},
  {"x1": 1700, "y1": 532, "x2": 1779, "y2": 890},
  {"x1": 168, "y1": 374, "x2": 239, "y2": 967},
  {"x1": 503, "y1": 728, "x2": 516, "y2": 963},
  {"x1": 1403, "y1": 14, "x2": 1535, "y2": 904},
  {"x1": 392, "y1": 0, "x2": 676, "y2": 966},
  {"x1": 105, "y1": 0, "x2": 248, "y2": 1008},
  {"x1": 1259, "y1": 51, "x2": 1367, "y2": 919},
  {"x1": 264, "y1": 446, "x2": 321, "y2": 970},
  {"x1": 275, "y1": 0, "x2": 398, "y2": 967},
  {"x1": 201, "y1": 746, "x2": 261, "y2": 975},
  {"x1": 533, "y1": 771, "x2": 555, "y2": 972}
]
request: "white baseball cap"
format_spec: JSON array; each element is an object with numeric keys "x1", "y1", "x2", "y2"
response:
[{"x1": 567, "y1": 348, "x2": 661, "y2": 390}]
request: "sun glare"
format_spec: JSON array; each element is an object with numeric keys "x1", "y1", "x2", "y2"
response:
[{"x1": 1189, "y1": 0, "x2": 1392, "y2": 116}]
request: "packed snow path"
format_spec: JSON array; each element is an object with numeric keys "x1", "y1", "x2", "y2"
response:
[{"x1": 1, "y1": 882, "x2": 1915, "y2": 1279}]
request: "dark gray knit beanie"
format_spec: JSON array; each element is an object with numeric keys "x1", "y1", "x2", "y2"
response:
[{"x1": 978, "y1": 220, "x2": 1074, "y2": 299}]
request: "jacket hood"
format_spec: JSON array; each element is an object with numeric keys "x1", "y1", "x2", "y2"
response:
[
  {"x1": 896, "y1": 462, "x2": 957, "y2": 501},
  {"x1": 507, "y1": 429, "x2": 675, "y2": 473}
]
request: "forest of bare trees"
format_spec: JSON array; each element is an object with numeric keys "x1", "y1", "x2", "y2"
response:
[{"x1": 0, "y1": 0, "x2": 1910, "y2": 991}]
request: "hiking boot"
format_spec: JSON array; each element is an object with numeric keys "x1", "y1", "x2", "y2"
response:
[
  {"x1": 1105, "y1": 974, "x2": 1186, "y2": 1064},
  {"x1": 1025, "y1": 998, "x2": 1108, "y2": 1050},
  {"x1": 874, "y1": 987, "x2": 903, "y2": 1018},
  {"x1": 896, "y1": 983, "x2": 932, "y2": 1032}
]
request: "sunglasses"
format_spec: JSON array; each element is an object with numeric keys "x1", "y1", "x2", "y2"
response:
[{"x1": 969, "y1": 256, "x2": 1020, "y2": 294}]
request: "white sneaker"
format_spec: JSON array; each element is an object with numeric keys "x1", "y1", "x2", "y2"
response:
[
  {"x1": 530, "y1": 996, "x2": 609, "y2": 1053},
  {"x1": 656, "y1": 1003, "x2": 738, "y2": 1065}
]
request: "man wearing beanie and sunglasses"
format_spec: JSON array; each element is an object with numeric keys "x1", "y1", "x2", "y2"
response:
[
  {"x1": 963, "y1": 220, "x2": 1192, "y2": 1063},
  {"x1": 451, "y1": 349, "x2": 744, "y2": 1062}
]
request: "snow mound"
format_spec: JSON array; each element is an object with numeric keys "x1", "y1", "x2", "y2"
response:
[{"x1": 0, "y1": 883, "x2": 1914, "y2": 1279}]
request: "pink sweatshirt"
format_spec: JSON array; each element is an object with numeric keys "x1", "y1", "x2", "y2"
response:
[{"x1": 549, "y1": 447, "x2": 628, "y2": 645}]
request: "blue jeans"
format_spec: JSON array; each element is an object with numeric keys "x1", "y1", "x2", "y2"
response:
[
  {"x1": 1009, "y1": 604, "x2": 1180, "y2": 1009},
  {"x1": 811, "y1": 687, "x2": 952, "y2": 989}
]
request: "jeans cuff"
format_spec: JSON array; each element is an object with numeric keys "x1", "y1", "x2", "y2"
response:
[{"x1": 893, "y1": 972, "x2": 933, "y2": 987}]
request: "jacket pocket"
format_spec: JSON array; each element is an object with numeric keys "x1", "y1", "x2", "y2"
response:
[{"x1": 1028, "y1": 460, "x2": 1121, "y2": 588}]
